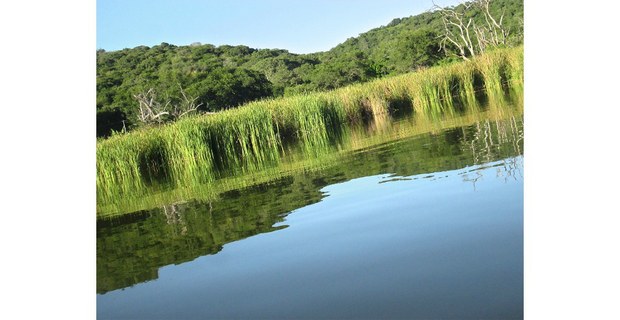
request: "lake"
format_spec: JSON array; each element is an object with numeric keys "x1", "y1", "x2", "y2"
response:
[{"x1": 97, "y1": 102, "x2": 523, "y2": 319}]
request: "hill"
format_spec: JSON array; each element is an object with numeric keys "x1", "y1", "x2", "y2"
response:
[{"x1": 97, "y1": 0, "x2": 522, "y2": 137}]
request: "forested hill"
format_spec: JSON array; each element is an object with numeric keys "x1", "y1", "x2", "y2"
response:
[{"x1": 97, "y1": 0, "x2": 522, "y2": 137}]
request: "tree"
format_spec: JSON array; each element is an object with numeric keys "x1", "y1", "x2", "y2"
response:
[
  {"x1": 133, "y1": 88, "x2": 171, "y2": 124},
  {"x1": 133, "y1": 86, "x2": 202, "y2": 125},
  {"x1": 396, "y1": 29, "x2": 443, "y2": 71},
  {"x1": 433, "y1": 0, "x2": 510, "y2": 60},
  {"x1": 95, "y1": 0, "x2": 522, "y2": 137},
  {"x1": 185, "y1": 67, "x2": 273, "y2": 111}
]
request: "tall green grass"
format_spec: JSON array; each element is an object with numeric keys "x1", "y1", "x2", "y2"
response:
[
  {"x1": 97, "y1": 47, "x2": 523, "y2": 205},
  {"x1": 98, "y1": 104, "x2": 523, "y2": 217}
]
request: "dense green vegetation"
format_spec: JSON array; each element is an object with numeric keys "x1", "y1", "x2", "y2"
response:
[
  {"x1": 97, "y1": 102, "x2": 523, "y2": 217},
  {"x1": 97, "y1": 0, "x2": 522, "y2": 136},
  {"x1": 97, "y1": 114, "x2": 523, "y2": 293},
  {"x1": 97, "y1": 47, "x2": 523, "y2": 216}
]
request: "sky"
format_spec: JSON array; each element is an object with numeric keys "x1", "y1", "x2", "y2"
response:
[{"x1": 97, "y1": 0, "x2": 460, "y2": 54}]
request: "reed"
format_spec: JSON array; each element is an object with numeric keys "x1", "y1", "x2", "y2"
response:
[
  {"x1": 98, "y1": 103, "x2": 523, "y2": 218},
  {"x1": 97, "y1": 47, "x2": 523, "y2": 205}
]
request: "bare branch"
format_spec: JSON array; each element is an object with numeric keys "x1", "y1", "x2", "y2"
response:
[
  {"x1": 434, "y1": 2, "x2": 477, "y2": 60},
  {"x1": 133, "y1": 85, "x2": 210, "y2": 127},
  {"x1": 171, "y1": 84, "x2": 202, "y2": 119},
  {"x1": 434, "y1": 0, "x2": 511, "y2": 60},
  {"x1": 133, "y1": 88, "x2": 171, "y2": 124}
]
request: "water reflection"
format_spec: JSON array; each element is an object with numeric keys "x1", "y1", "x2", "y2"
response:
[
  {"x1": 97, "y1": 98, "x2": 522, "y2": 217},
  {"x1": 98, "y1": 155, "x2": 523, "y2": 319},
  {"x1": 97, "y1": 114, "x2": 523, "y2": 294},
  {"x1": 459, "y1": 156, "x2": 523, "y2": 191}
]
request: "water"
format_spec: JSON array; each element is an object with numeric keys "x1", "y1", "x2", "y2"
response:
[{"x1": 97, "y1": 108, "x2": 523, "y2": 319}]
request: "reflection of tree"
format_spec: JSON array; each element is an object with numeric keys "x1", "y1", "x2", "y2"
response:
[
  {"x1": 495, "y1": 156, "x2": 523, "y2": 182},
  {"x1": 461, "y1": 156, "x2": 522, "y2": 191},
  {"x1": 510, "y1": 116, "x2": 524, "y2": 156},
  {"x1": 463, "y1": 116, "x2": 523, "y2": 166},
  {"x1": 459, "y1": 116, "x2": 523, "y2": 190},
  {"x1": 162, "y1": 203, "x2": 188, "y2": 235},
  {"x1": 97, "y1": 177, "x2": 308, "y2": 294},
  {"x1": 462, "y1": 170, "x2": 484, "y2": 191}
]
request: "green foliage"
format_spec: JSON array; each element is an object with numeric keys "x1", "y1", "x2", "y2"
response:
[
  {"x1": 97, "y1": 47, "x2": 523, "y2": 208},
  {"x1": 182, "y1": 67, "x2": 273, "y2": 111},
  {"x1": 96, "y1": 0, "x2": 523, "y2": 137},
  {"x1": 395, "y1": 29, "x2": 443, "y2": 71}
]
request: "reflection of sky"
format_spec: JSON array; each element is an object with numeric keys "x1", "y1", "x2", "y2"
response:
[{"x1": 98, "y1": 156, "x2": 523, "y2": 319}]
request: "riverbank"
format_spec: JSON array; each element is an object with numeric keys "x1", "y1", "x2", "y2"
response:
[{"x1": 97, "y1": 47, "x2": 523, "y2": 207}]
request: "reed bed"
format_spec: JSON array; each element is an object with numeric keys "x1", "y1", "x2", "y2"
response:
[
  {"x1": 98, "y1": 104, "x2": 523, "y2": 217},
  {"x1": 97, "y1": 47, "x2": 523, "y2": 205}
]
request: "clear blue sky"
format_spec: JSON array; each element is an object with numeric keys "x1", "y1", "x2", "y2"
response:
[{"x1": 97, "y1": 0, "x2": 460, "y2": 53}]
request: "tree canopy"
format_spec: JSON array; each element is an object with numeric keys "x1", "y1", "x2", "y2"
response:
[{"x1": 97, "y1": 0, "x2": 522, "y2": 137}]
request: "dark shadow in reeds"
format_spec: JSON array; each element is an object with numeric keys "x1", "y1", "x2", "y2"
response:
[
  {"x1": 207, "y1": 133, "x2": 232, "y2": 175},
  {"x1": 320, "y1": 102, "x2": 347, "y2": 146},
  {"x1": 389, "y1": 96, "x2": 414, "y2": 120},
  {"x1": 447, "y1": 75, "x2": 467, "y2": 114},
  {"x1": 138, "y1": 140, "x2": 171, "y2": 185},
  {"x1": 473, "y1": 70, "x2": 488, "y2": 106},
  {"x1": 498, "y1": 63, "x2": 512, "y2": 97},
  {"x1": 274, "y1": 122, "x2": 297, "y2": 148},
  {"x1": 359, "y1": 98, "x2": 376, "y2": 126}
]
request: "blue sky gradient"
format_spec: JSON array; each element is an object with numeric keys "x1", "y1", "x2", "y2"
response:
[{"x1": 97, "y1": 0, "x2": 460, "y2": 53}]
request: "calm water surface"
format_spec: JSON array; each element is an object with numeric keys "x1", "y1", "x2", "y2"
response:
[{"x1": 98, "y1": 112, "x2": 523, "y2": 319}]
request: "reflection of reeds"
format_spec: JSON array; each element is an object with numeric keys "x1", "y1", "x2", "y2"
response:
[
  {"x1": 97, "y1": 47, "x2": 523, "y2": 209},
  {"x1": 98, "y1": 106, "x2": 523, "y2": 218}
]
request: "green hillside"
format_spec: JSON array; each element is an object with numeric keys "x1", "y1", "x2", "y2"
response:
[{"x1": 97, "y1": 0, "x2": 523, "y2": 137}]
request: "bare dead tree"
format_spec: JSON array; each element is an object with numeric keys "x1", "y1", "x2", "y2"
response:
[
  {"x1": 133, "y1": 88, "x2": 170, "y2": 124},
  {"x1": 476, "y1": 0, "x2": 508, "y2": 46},
  {"x1": 433, "y1": 1, "x2": 475, "y2": 60},
  {"x1": 171, "y1": 84, "x2": 202, "y2": 119},
  {"x1": 433, "y1": 0, "x2": 510, "y2": 60},
  {"x1": 133, "y1": 85, "x2": 204, "y2": 125}
]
